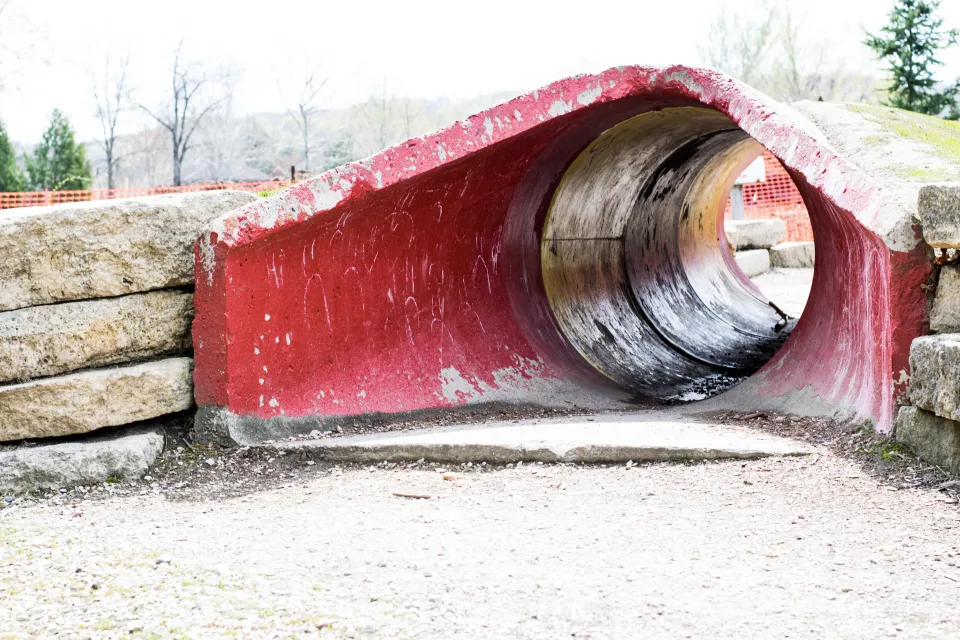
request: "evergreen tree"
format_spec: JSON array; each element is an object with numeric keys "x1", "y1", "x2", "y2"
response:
[
  {"x1": 26, "y1": 109, "x2": 93, "y2": 191},
  {"x1": 0, "y1": 120, "x2": 25, "y2": 192},
  {"x1": 865, "y1": 0, "x2": 960, "y2": 118}
]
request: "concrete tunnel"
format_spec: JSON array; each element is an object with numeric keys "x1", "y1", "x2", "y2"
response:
[{"x1": 191, "y1": 65, "x2": 930, "y2": 445}]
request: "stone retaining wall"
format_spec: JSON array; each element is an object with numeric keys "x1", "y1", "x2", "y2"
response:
[
  {"x1": 896, "y1": 185, "x2": 960, "y2": 474},
  {"x1": 0, "y1": 191, "x2": 257, "y2": 443}
]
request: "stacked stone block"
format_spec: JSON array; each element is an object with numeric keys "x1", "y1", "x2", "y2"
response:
[
  {"x1": 726, "y1": 219, "x2": 815, "y2": 277},
  {"x1": 0, "y1": 191, "x2": 257, "y2": 444},
  {"x1": 896, "y1": 185, "x2": 960, "y2": 473}
]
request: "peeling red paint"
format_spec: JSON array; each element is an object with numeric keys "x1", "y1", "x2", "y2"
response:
[{"x1": 193, "y1": 65, "x2": 928, "y2": 436}]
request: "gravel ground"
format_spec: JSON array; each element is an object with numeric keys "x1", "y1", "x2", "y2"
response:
[
  {"x1": 2, "y1": 443, "x2": 960, "y2": 639},
  {"x1": 6, "y1": 267, "x2": 958, "y2": 639}
]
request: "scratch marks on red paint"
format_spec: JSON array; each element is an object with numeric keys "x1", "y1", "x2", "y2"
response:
[
  {"x1": 404, "y1": 296, "x2": 419, "y2": 346},
  {"x1": 268, "y1": 253, "x2": 280, "y2": 289},
  {"x1": 194, "y1": 63, "x2": 924, "y2": 431},
  {"x1": 303, "y1": 274, "x2": 333, "y2": 333},
  {"x1": 472, "y1": 256, "x2": 492, "y2": 295},
  {"x1": 364, "y1": 250, "x2": 380, "y2": 274}
]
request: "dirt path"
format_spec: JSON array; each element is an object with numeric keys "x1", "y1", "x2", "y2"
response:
[{"x1": 2, "y1": 441, "x2": 959, "y2": 639}]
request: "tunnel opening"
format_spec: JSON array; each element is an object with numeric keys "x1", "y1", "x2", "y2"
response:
[{"x1": 539, "y1": 107, "x2": 814, "y2": 403}]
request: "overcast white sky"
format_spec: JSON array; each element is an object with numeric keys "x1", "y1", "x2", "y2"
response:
[{"x1": 1, "y1": 0, "x2": 959, "y2": 143}]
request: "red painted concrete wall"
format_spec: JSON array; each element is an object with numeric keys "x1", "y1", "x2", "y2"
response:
[{"x1": 193, "y1": 66, "x2": 929, "y2": 438}]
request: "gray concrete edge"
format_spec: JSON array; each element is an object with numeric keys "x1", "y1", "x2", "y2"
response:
[
  {"x1": 269, "y1": 442, "x2": 804, "y2": 465},
  {"x1": 193, "y1": 402, "x2": 606, "y2": 447}
]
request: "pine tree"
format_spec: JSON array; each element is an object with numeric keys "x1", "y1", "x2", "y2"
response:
[
  {"x1": 865, "y1": 0, "x2": 960, "y2": 118},
  {"x1": 26, "y1": 109, "x2": 93, "y2": 191},
  {"x1": 0, "y1": 120, "x2": 25, "y2": 192}
]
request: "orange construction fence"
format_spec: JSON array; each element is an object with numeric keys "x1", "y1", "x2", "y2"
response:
[
  {"x1": 723, "y1": 152, "x2": 813, "y2": 242},
  {"x1": 1, "y1": 156, "x2": 812, "y2": 243},
  {"x1": 0, "y1": 180, "x2": 294, "y2": 211}
]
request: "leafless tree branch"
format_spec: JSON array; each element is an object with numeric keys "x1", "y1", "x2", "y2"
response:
[
  {"x1": 278, "y1": 69, "x2": 328, "y2": 171},
  {"x1": 138, "y1": 40, "x2": 231, "y2": 186},
  {"x1": 93, "y1": 53, "x2": 132, "y2": 190}
]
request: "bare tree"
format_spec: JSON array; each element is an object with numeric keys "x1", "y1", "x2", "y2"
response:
[
  {"x1": 699, "y1": 0, "x2": 779, "y2": 87},
  {"x1": 192, "y1": 97, "x2": 273, "y2": 183},
  {"x1": 279, "y1": 70, "x2": 327, "y2": 172},
  {"x1": 773, "y1": 9, "x2": 881, "y2": 103},
  {"x1": 125, "y1": 128, "x2": 170, "y2": 188},
  {"x1": 93, "y1": 54, "x2": 131, "y2": 190},
  {"x1": 360, "y1": 79, "x2": 398, "y2": 152},
  {"x1": 700, "y1": 1, "x2": 882, "y2": 104},
  {"x1": 140, "y1": 41, "x2": 228, "y2": 186},
  {"x1": 400, "y1": 97, "x2": 418, "y2": 140}
]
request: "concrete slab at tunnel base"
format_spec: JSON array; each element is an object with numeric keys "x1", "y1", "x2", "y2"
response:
[{"x1": 270, "y1": 412, "x2": 813, "y2": 465}]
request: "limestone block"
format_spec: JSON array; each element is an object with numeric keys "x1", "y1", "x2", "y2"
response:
[
  {"x1": 0, "y1": 430, "x2": 163, "y2": 494},
  {"x1": 930, "y1": 265, "x2": 960, "y2": 334},
  {"x1": 0, "y1": 358, "x2": 193, "y2": 442},
  {"x1": 769, "y1": 241, "x2": 816, "y2": 268},
  {"x1": 909, "y1": 334, "x2": 960, "y2": 422},
  {"x1": 0, "y1": 190, "x2": 257, "y2": 311},
  {"x1": 734, "y1": 249, "x2": 770, "y2": 278},
  {"x1": 895, "y1": 406, "x2": 960, "y2": 475},
  {"x1": 724, "y1": 219, "x2": 786, "y2": 250},
  {"x1": 919, "y1": 184, "x2": 960, "y2": 248},
  {"x1": 0, "y1": 290, "x2": 193, "y2": 384}
]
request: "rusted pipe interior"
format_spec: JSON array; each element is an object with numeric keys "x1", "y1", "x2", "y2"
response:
[{"x1": 540, "y1": 107, "x2": 796, "y2": 401}]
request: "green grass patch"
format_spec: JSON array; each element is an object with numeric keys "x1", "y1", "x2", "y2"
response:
[
  {"x1": 849, "y1": 104, "x2": 960, "y2": 167},
  {"x1": 257, "y1": 188, "x2": 285, "y2": 198},
  {"x1": 861, "y1": 439, "x2": 906, "y2": 461}
]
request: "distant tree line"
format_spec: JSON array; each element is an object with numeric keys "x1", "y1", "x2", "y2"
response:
[
  {"x1": 5, "y1": 0, "x2": 954, "y2": 194},
  {"x1": 701, "y1": 0, "x2": 958, "y2": 117}
]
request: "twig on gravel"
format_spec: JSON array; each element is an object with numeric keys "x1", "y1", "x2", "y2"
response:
[
  {"x1": 181, "y1": 438, "x2": 199, "y2": 455},
  {"x1": 392, "y1": 492, "x2": 436, "y2": 500}
]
